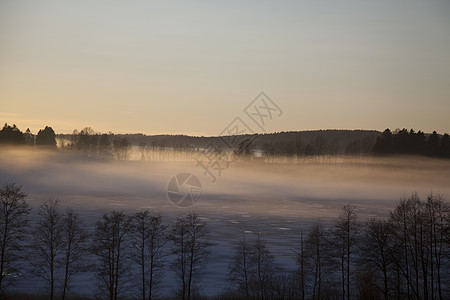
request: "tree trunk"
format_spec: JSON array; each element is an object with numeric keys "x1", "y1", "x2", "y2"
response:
[
  {"x1": 346, "y1": 241, "x2": 350, "y2": 300},
  {"x1": 0, "y1": 222, "x2": 8, "y2": 292},
  {"x1": 114, "y1": 246, "x2": 120, "y2": 300},
  {"x1": 341, "y1": 249, "x2": 345, "y2": 300},
  {"x1": 62, "y1": 249, "x2": 70, "y2": 300},
  {"x1": 149, "y1": 255, "x2": 154, "y2": 300},
  {"x1": 187, "y1": 242, "x2": 195, "y2": 300},
  {"x1": 243, "y1": 249, "x2": 249, "y2": 300},
  {"x1": 141, "y1": 235, "x2": 145, "y2": 300}
]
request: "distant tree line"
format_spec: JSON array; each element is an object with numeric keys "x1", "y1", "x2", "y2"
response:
[
  {"x1": 58, "y1": 132, "x2": 203, "y2": 152},
  {"x1": 61, "y1": 127, "x2": 131, "y2": 160},
  {"x1": 373, "y1": 128, "x2": 450, "y2": 158},
  {"x1": 1, "y1": 183, "x2": 449, "y2": 299},
  {"x1": 3, "y1": 122, "x2": 450, "y2": 160},
  {"x1": 257, "y1": 130, "x2": 379, "y2": 158},
  {"x1": 0, "y1": 123, "x2": 56, "y2": 147},
  {"x1": 261, "y1": 136, "x2": 342, "y2": 158},
  {"x1": 57, "y1": 130, "x2": 381, "y2": 157}
]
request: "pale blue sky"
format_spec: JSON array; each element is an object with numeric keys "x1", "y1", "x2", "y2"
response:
[{"x1": 1, "y1": 0, "x2": 449, "y2": 135}]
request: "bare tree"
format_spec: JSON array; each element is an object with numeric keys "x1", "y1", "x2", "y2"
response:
[
  {"x1": 390, "y1": 196, "x2": 414, "y2": 299},
  {"x1": 389, "y1": 193, "x2": 450, "y2": 300},
  {"x1": 333, "y1": 204, "x2": 359, "y2": 300},
  {"x1": 61, "y1": 209, "x2": 88, "y2": 300},
  {"x1": 389, "y1": 194, "x2": 424, "y2": 300},
  {"x1": 304, "y1": 222, "x2": 330, "y2": 300},
  {"x1": 292, "y1": 231, "x2": 305, "y2": 300},
  {"x1": 170, "y1": 213, "x2": 213, "y2": 300},
  {"x1": 250, "y1": 234, "x2": 276, "y2": 300},
  {"x1": 228, "y1": 234, "x2": 252, "y2": 299},
  {"x1": 425, "y1": 193, "x2": 449, "y2": 300},
  {"x1": 91, "y1": 211, "x2": 132, "y2": 300},
  {"x1": 33, "y1": 198, "x2": 63, "y2": 300},
  {"x1": 228, "y1": 233, "x2": 278, "y2": 300},
  {"x1": 131, "y1": 210, "x2": 168, "y2": 300},
  {"x1": 359, "y1": 218, "x2": 394, "y2": 300},
  {"x1": 0, "y1": 183, "x2": 30, "y2": 292}
]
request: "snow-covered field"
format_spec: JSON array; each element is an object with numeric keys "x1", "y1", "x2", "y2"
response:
[{"x1": 1, "y1": 148, "x2": 449, "y2": 297}]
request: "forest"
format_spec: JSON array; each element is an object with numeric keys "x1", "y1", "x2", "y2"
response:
[
  {"x1": 0, "y1": 183, "x2": 449, "y2": 300},
  {"x1": 1, "y1": 123, "x2": 450, "y2": 160}
]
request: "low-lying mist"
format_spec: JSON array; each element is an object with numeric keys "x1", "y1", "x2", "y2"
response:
[
  {"x1": 1, "y1": 147, "x2": 449, "y2": 219},
  {"x1": 1, "y1": 147, "x2": 449, "y2": 296}
]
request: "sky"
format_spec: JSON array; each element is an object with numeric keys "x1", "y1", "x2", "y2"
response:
[{"x1": 1, "y1": 0, "x2": 449, "y2": 136}]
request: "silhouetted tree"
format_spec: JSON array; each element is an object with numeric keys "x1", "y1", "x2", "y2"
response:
[
  {"x1": 250, "y1": 234, "x2": 276, "y2": 300},
  {"x1": 61, "y1": 209, "x2": 88, "y2": 300},
  {"x1": 0, "y1": 183, "x2": 30, "y2": 293},
  {"x1": 0, "y1": 124, "x2": 25, "y2": 145},
  {"x1": 228, "y1": 234, "x2": 252, "y2": 299},
  {"x1": 332, "y1": 204, "x2": 359, "y2": 300},
  {"x1": 389, "y1": 193, "x2": 426, "y2": 299},
  {"x1": 35, "y1": 126, "x2": 56, "y2": 147},
  {"x1": 359, "y1": 218, "x2": 394, "y2": 300},
  {"x1": 23, "y1": 128, "x2": 34, "y2": 145},
  {"x1": 235, "y1": 139, "x2": 255, "y2": 158},
  {"x1": 294, "y1": 231, "x2": 306, "y2": 300},
  {"x1": 33, "y1": 199, "x2": 63, "y2": 300},
  {"x1": 73, "y1": 127, "x2": 99, "y2": 154},
  {"x1": 373, "y1": 128, "x2": 450, "y2": 158},
  {"x1": 91, "y1": 211, "x2": 132, "y2": 300},
  {"x1": 113, "y1": 138, "x2": 130, "y2": 160},
  {"x1": 131, "y1": 210, "x2": 168, "y2": 300},
  {"x1": 425, "y1": 194, "x2": 448, "y2": 300},
  {"x1": 228, "y1": 233, "x2": 280, "y2": 300},
  {"x1": 439, "y1": 133, "x2": 450, "y2": 158},
  {"x1": 170, "y1": 213, "x2": 213, "y2": 300},
  {"x1": 304, "y1": 222, "x2": 331, "y2": 300},
  {"x1": 70, "y1": 129, "x2": 80, "y2": 149},
  {"x1": 389, "y1": 193, "x2": 450, "y2": 300},
  {"x1": 393, "y1": 128, "x2": 410, "y2": 153},
  {"x1": 411, "y1": 130, "x2": 426, "y2": 154},
  {"x1": 426, "y1": 131, "x2": 440, "y2": 157},
  {"x1": 373, "y1": 129, "x2": 393, "y2": 154},
  {"x1": 98, "y1": 133, "x2": 112, "y2": 157}
]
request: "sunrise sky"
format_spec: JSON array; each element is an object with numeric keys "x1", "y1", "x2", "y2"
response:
[{"x1": 1, "y1": 0, "x2": 449, "y2": 136}]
